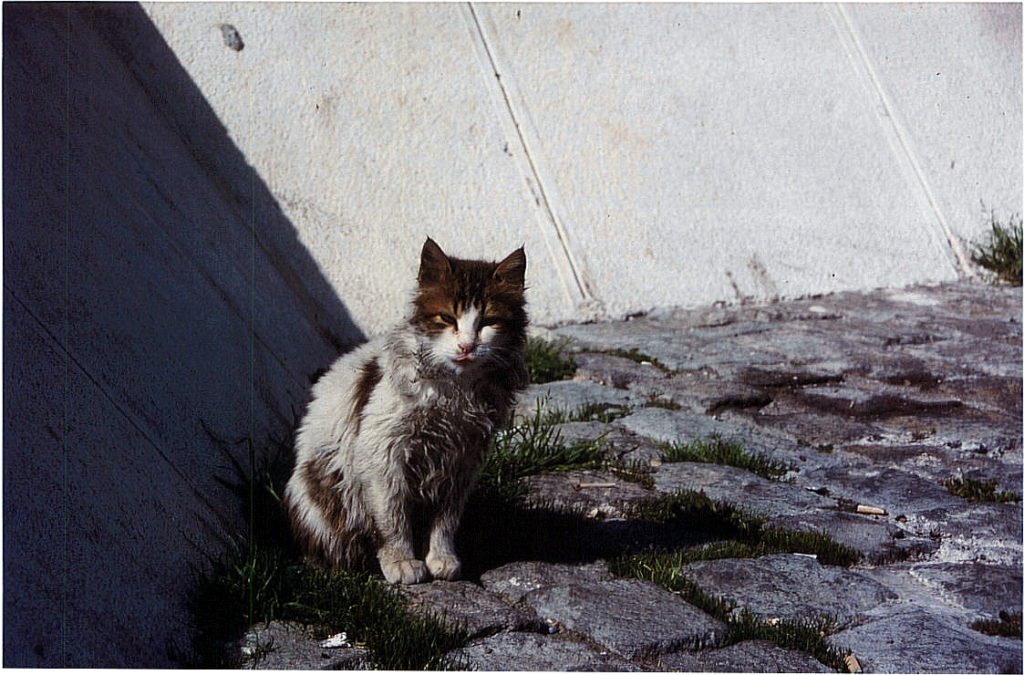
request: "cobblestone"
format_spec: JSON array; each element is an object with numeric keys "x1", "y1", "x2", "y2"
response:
[{"x1": 251, "y1": 282, "x2": 1021, "y2": 672}]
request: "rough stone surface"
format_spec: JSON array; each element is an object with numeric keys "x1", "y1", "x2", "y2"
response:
[
  {"x1": 240, "y1": 622, "x2": 371, "y2": 670},
  {"x1": 680, "y1": 554, "x2": 897, "y2": 627},
  {"x1": 523, "y1": 578, "x2": 728, "y2": 658},
  {"x1": 452, "y1": 631, "x2": 641, "y2": 671},
  {"x1": 515, "y1": 379, "x2": 643, "y2": 419},
  {"x1": 226, "y1": 283, "x2": 1021, "y2": 672},
  {"x1": 399, "y1": 580, "x2": 545, "y2": 638},
  {"x1": 829, "y1": 608, "x2": 1022, "y2": 674},
  {"x1": 654, "y1": 640, "x2": 833, "y2": 672},
  {"x1": 479, "y1": 561, "x2": 611, "y2": 604}
]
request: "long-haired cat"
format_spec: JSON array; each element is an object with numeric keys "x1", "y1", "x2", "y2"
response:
[{"x1": 284, "y1": 238, "x2": 528, "y2": 584}]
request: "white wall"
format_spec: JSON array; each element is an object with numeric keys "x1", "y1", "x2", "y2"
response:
[
  {"x1": 145, "y1": 2, "x2": 1022, "y2": 334},
  {"x1": 4, "y1": 2, "x2": 1020, "y2": 667}
]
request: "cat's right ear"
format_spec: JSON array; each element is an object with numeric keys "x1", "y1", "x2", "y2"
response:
[{"x1": 419, "y1": 237, "x2": 451, "y2": 285}]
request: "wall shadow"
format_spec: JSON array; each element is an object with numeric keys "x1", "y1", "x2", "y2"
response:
[{"x1": 3, "y1": 3, "x2": 362, "y2": 666}]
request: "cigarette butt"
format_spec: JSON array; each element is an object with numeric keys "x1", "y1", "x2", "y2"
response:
[
  {"x1": 845, "y1": 653, "x2": 863, "y2": 673},
  {"x1": 856, "y1": 504, "x2": 886, "y2": 516},
  {"x1": 576, "y1": 482, "x2": 617, "y2": 489}
]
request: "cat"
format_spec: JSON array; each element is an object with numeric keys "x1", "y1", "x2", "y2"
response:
[{"x1": 284, "y1": 237, "x2": 528, "y2": 584}]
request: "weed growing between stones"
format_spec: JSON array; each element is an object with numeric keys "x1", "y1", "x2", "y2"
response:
[
  {"x1": 600, "y1": 346, "x2": 674, "y2": 373},
  {"x1": 539, "y1": 401, "x2": 631, "y2": 425},
  {"x1": 188, "y1": 438, "x2": 468, "y2": 669},
  {"x1": 972, "y1": 611, "x2": 1023, "y2": 639},
  {"x1": 479, "y1": 403, "x2": 610, "y2": 502},
  {"x1": 608, "y1": 544, "x2": 854, "y2": 671},
  {"x1": 525, "y1": 336, "x2": 578, "y2": 383},
  {"x1": 941, "y1": 476, "x2": 1021, "y2": 503},
  {"x1": 970, "y1": 211, "x2": 1022, "y2": 285},
  {"x1": 658, "y1": 436, "x2": 794, "y2": 480},
  {"x1": 618, "y1": 490, "x2": 861, "y2": 567}
]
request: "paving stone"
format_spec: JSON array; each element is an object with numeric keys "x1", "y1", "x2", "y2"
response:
[
  {"x1": 399, "y1": 580, "x2": 544, "y2": 639},
  {"x1": 573, "y1": 351, "x2": 670, "y2": 389},
  {"x1": 679, "y1": 554, "x2": 897, "y2": 627},
  {"x1": 799, "y1": 462, "x2": 959, "y2": 518},
  {"x1": 653, "y1": 640, "x2": 833, "y2": 672},
  {"x1": 480, "y1": 561, "x2": 610, "y2": 604},
  {"x1": 909, "y1": 562, "x2": 1023, "y2": 617},
  {"x1": 522, "y1": 578, "x2": 727, "y2": 659},
  {"x1": 652, "y1": 461, "x2": 838, "y2": 519},
  {"x1": 515, "y1": 380, "x2": 642, "y2": 419},
  {"x1": 551, "y1": 421, "x2": 665, "y2": 466},
  {"x1": 240, "y1": 622, "x2": 371, "y2": 670},
  {"x1": 451, "y1": 631, "x2": 640, "y2": 671},
  {"x1": 617, "y1": 406, "x2": 830, "y2": 472},
  {"x1": 829, "y1": 608, "x2": 1022, "y2": 673},
  {"x1": 625, "y1": 370, "x2": 774, "y2": 416},
  {"x1": 524, "y1": 469, "x2": 657, "y2": 519},
  {"x1": 770, "y1": 510, "x2": 939, "y2": 566}
]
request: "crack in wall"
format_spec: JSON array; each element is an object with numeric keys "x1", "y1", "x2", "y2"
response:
[
  {"x1": 827, "y1": 3, "x2": 974, "y2": 278},
  {"x1": 463, "y1": 3, "x2": 596, "y2": 307}
]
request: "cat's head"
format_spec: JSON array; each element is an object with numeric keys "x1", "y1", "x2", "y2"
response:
[{"x1": 410, "y1": 237, "x2": 527, "y2": 374}]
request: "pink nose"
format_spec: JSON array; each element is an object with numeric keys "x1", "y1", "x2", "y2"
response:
[{"x1": 458, "y1": 342, "x2": 474, "y2": 355}]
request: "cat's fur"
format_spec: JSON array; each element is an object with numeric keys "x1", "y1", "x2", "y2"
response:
[{"x1": 284, "y1": 238, "x2": 528, "y2": 584}]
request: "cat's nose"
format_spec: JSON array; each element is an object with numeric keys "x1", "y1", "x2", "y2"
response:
[{"x1": 457, "y1": 341, "x2": 475, "y2": 355}]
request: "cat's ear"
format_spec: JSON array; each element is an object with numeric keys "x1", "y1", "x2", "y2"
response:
[
  {"x1": 419, "y1": 237, "x2": 451, "y2": 285},
  {"x1": 493, "y1": 247, "x2": 526, "y2": 289}
]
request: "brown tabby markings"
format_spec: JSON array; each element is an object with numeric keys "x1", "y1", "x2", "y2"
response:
[{"x1": 350, "y1": 357, "x2": 381, "y2": 435}]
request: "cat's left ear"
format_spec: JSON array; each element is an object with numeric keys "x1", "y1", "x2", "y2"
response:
[
  {"x1": 493, "y1": 247, "x2": 526, "y2": 288},
  {"x1": 419, "y1": 237, "x2": 452, "y2": 285}
]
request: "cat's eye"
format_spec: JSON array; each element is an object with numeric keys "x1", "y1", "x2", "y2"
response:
[
  {"x1": 480, "y1": 317, "x2": 501, "y2": 328},
  {"x1": 436, "y1": 313, "x2": 457, "y2": 326}
]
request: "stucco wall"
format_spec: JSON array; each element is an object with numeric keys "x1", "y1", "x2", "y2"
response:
[{"x1": 145, "y1": 2, "x2": 1021, "y2": 334}]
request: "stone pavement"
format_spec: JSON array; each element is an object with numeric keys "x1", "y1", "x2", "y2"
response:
[{"x1": 247, "y1": 282, "x2": 1022, "y2": 672}]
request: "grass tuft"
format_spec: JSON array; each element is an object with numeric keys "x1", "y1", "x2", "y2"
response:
[
  {"x1": 525, "y1": 336, "x2": 578, "y2": 383},
  {"x1": 193, "y1": 540, "x2": 467, "y2": 669},
  {"x1": 620, "y1": 490, "x2": 862, "y2": 567},
  {"x1": 601, "y1": 347, "x2": 674, "y2": 373},
  {"x1": 625, "y1": 489, "x2": 765, "y2": 540},
  {"x1": 941, "y1": 476, "x2": 1021, "y2": 503},
  {"x1": 659, "y1": 436, "x2": 793, "y2": 481},
  {"x1": 971, "y1": 212, "x2": 1022, "y2": 285},
  {"x1": 478, "y1": 403, "x2": 609, "y2": 502},
  {"x1": 608, "y1": 549, "x2": 852, "y2": 671},
  {"x1": 189, "y1": 437, "x2": 468, "y2": 669}
]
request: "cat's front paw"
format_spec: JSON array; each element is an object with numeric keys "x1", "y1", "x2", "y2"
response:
[
  {"x1": 380, "y1": 558, "x2": 429, "y2": 585},
  {"x1": 426, "y1": 552, "x2": 462, "y2": 581}
]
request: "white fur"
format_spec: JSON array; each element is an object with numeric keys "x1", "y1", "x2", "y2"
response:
[{"x1": 284, "y1": 311, "x2": 521, "y2": 584}]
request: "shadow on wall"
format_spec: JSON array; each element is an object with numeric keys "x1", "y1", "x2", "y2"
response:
[{"x1": 3, "y1": 3, "x2": 362, "y2": 666}]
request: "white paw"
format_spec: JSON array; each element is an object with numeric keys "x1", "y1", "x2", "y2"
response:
[
  {"x1": 426, "y1": 552, "x2": 462, "y2": 581},
  {"x1": 380, "y1": 558, "x2": 429, "y2": 585}
]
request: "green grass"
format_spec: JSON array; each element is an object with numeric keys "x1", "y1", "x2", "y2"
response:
[
  {"x1": 525, "y1": 336, "x2": 578, "y2": 383},
  {"x1": 620, "y1": 490, "x2": 862, "y2": 567},
  {"x1": 479, "y1": 403, "x2": 610, "y2": 502},
  {"x1": 972, "y1": 611, "x2": 1022, "y2": 639},
  {"x1": 971, "y1": 212, "x2": 1022, "y2": 285},
  {"x1": 609, "y1": 490, "x2": 860, "y2": 670},
  {"x1": 601, "y1": 347, "x2": 674, "y2": 373},
  {"x1": 539, "y1": 401, "x2": 631, "y2": 425},
  {"x1": 659, "y1": 436, "x2": 794, "y2": 481},
  {"x1": 192, "y1": 539, "x2": 467, "y2": 669},
  {"x1": 608, "y1": 547, "x2": 852, "y2": 671},
  {"x1": 189, "y1": 437, "x2": 469, "y2": 668},
  {"x1": 941, "y1": 476, "x2": 1021, "y2": 503}
]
